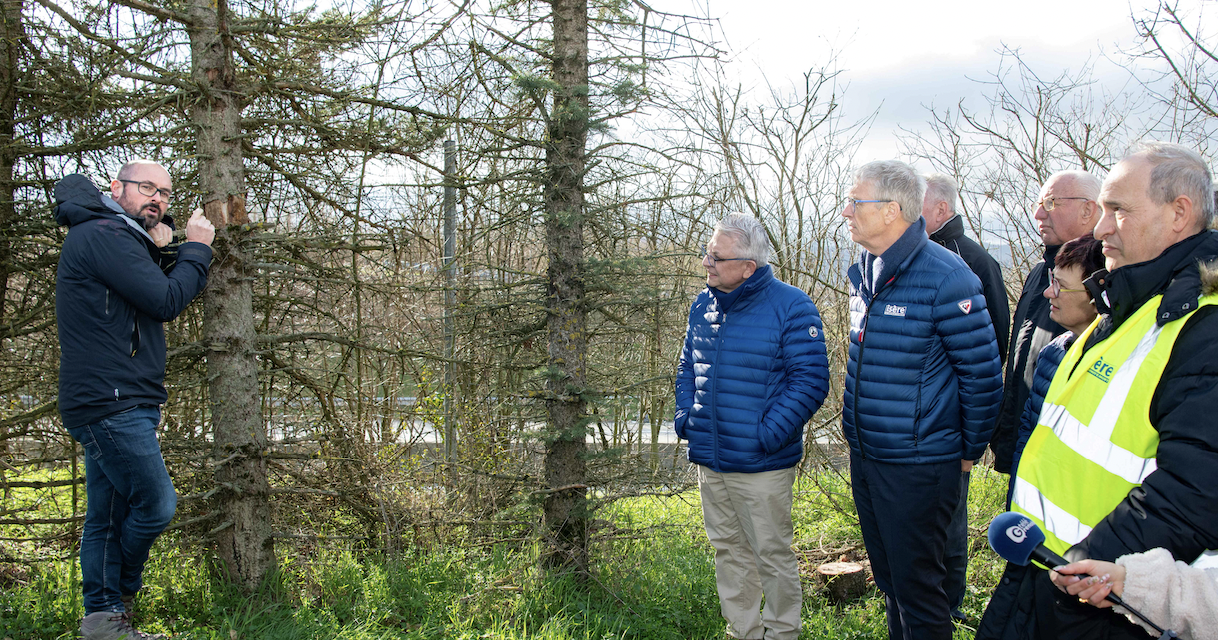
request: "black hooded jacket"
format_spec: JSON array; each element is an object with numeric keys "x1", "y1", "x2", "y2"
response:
[
  {"x1": 54, "y1": 174, "x2": 212, "y2": 429},
  {"x1": 977, "y1": 230, "x2": 1218, "y2": 640}
]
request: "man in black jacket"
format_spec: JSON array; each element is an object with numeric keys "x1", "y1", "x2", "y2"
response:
[
  {"x1": 989, "y1": 170, "x2": 1100, "y2": 475},
  {"x1": 977, "y1": 142, "x2": 1218, "y2": 640},
  {"x1": 923, "y1": 173, "x2": 1011, "y2": 622},
  {"x1": 924, "y1": 174, "x2": 1010, "y2": 363},
  {"x1": 56, "y1": 160, "x2": 214, "y2": 640}
]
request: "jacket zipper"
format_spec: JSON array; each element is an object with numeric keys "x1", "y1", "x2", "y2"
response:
[
  {"x1": 853, "y1": 298, "x2": 872, "y2": 461},
  {"x1": 712, "y1": 311, "x2": 725, "y2": 470},
  {"x1": 853, "y1": 276, "x2": 897, "y2": 461}
]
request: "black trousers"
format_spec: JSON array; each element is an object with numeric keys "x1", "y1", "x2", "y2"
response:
[{"x1": 851, "y1": 453, "x2": 961, "y2": 640}]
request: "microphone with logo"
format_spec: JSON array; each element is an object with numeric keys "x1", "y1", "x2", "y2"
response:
[{"x1": 987, "y1": 512, "x2": 1177, "y2": 639}]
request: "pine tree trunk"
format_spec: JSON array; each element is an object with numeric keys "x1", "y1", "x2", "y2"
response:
[
  {"x1": 187, "y1": 0, "x2": 274, "y2": 591},
  {"x1": 0, "y1": 0, "x2": 22, "y2": 459},
  {"x1": 0, "y1": 0, "x2": 21, "y2": 323},
  {"x1": 542, "y1": 0, "x2": 590, "y2": 575}
]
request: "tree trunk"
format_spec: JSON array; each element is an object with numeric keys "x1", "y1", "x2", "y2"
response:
[
  {"x1": 541, "y1": 0, "x2": 590, "y2": 575},
  {"x1": 187, "y1": 0, "x2": 274, "y2": 591},
  {"x1": 0, "y1": 0, "x2": 23, "y2": 459}
]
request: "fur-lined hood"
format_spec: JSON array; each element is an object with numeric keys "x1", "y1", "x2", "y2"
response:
[{"x1": 1200, "y1": 257, "x2": 1218, "y2": 297}]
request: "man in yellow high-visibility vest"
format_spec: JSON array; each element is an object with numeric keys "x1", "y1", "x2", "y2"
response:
[{"x1": 978, "y1": 141, "x2": 1218, "y2": 640}]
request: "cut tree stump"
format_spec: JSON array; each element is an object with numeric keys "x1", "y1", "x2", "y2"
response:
[{"x1": 817, "y1": 561, "x2": 868, "y2": 603}]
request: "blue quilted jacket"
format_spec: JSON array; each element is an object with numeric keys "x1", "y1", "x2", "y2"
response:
[
  {"x1": 674, "y1": 266, "x2": 830, "y2": 473},
  {"x1": 843, "y1": 221, "x2": 1003, "y2": 464}
]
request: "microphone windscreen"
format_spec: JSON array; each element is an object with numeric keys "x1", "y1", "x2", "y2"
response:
[{"x1": 987, "y1": 511, "x2": 1046, "y2": 566}]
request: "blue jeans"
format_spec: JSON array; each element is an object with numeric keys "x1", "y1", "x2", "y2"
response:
[{"x1": 67, "y1": 406, "x2": 176, "y2": 614}]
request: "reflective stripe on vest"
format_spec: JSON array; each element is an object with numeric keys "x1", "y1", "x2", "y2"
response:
[{"x1": 1013, "y1": 291, "x2": 1218, "y2": 555}]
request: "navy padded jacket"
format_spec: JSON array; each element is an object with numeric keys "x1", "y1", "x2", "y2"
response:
[
  {"x1": 843, "y1": 228, "x2": 1003, "y2": 464},
  {"x1": 674, "y1": 266, "x2": 830, "y2": 473},
  {"x1": 55, "y1": 174, "x2": 212, "y2": 429}
]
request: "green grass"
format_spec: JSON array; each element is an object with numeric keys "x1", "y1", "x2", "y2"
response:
[{"x1": 0, "y1": 468, "x2": 1009, "y2": 639}]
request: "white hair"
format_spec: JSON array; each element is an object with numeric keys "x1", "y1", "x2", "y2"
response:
[
  {"x1": 925, "y1": 174, "x2": 958, "y2": 215},
  {"x1": 856, "y1": 160, "x2": 925, "y2": 223},
  {"x1": 1046, "y1": 169, "x2": 1102, "y2": 200},
  {"x1": 714, "y1": 212, "x2": 771, "y2": 266}
]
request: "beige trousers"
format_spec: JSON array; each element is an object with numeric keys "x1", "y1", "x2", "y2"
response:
[{"x1": 698, "y1": 465, "x2": 801, "y2": 640}]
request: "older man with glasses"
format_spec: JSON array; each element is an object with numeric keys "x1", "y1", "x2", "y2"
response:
[
  {"x1": 988, "y1": 170, "x2": 1101, "y2": 483},
  {"x1": 842, "y1": 160, "x2": 1002, "y2": 640},
  {"x1": 675, "y1": 212, "x2": 829, "y2": 640}
]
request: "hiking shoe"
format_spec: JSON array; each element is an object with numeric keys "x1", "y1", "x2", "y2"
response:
[{"x1": 80, "y1": 611, "x2": 167, "y2": 640}]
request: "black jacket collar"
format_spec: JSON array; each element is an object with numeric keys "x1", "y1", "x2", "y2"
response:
[
  {"x1": 1043, "y1": 243, "x2": 1062, "y2": 270},
  {"x1": 928, "y1": 215, "x2": 963, "y2": 244}
]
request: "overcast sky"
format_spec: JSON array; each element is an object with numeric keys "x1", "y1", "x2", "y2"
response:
[{"x1": 649, "y1": 0, "x2": 1161, "y2": 162}]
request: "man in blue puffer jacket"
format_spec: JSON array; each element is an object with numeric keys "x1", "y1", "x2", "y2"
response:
[
  {"x1": 842, "y1": 160, "x2": 1003, "y2": 640},
  {"x1": 675, "y1": 213, "x2": 830, "y2": 640}
]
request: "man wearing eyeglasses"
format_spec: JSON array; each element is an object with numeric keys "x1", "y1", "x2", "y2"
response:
[
  {"x1": 675, "y1": 213, "x2": 829, "y2": 640},
  {"x1": 54, "y1": 159, "x2": 215, "y2": 640},
  {"x1": 988, "y1": 170, "x2": 1100, "y2": 484},
  {"x1": 842, "y1": 160, "x2": 1002, "y2": 640}
]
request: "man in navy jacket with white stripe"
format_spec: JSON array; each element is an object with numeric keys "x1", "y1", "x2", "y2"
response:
[
  {"x1": 675, "y1": 213, "x2": 829, "y2": 640},
  {"x1": 842, "y1": 161, "x2": 1002, "y2": 640}
]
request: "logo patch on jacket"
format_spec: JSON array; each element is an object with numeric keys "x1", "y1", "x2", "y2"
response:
[
  {"x1": 883, "y1": 304, "x2": 907, "y2": 317},
  {"x1": 957, "y1": 300, "x2": 972, "y2": 314},
  {"x1": 809, "y1": 326, "x2": 819, "y2": 338}
]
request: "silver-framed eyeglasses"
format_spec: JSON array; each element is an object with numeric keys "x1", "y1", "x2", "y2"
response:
[
  {"x1": 119, "y1": 179, "x2": 173, "y2": 202},
  {"x1": 1049, "y1": 271, "x2": 1087, "y2": 296},
  {"x1": 1037, "y1": 196, "x2": 1088, "y2": 212},
  {"x1": 700, "y1": 244, "x2": 754, "y2": 265}
]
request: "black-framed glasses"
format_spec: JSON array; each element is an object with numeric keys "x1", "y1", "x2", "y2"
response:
[
  {"x1": 1049, "y1": 271, "x2": 1087, "y2": 296},
  {"x1": 1037, "y1": 196, "x2": 1089, "y2": 212},
  {"x1": 699, "y1": 244, "x2": 754, "y2": 265},
  {"x1": 847, "y1": 198, "x2": 896, "y2": 209},
  {"x1": 119, "y1": 179, "x2": 173, "y2": 202}
]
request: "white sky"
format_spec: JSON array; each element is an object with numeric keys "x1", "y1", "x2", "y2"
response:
[{"x1": 651, "y1": 0, "x2": 1160, "y2": 161}]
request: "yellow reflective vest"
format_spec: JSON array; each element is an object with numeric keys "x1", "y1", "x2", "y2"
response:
[{"x1": 1012, "y1": 291, "x2": 1218, "y2": 555}]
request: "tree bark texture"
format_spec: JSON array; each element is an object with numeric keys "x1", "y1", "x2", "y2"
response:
[
  {"x1": 542, "y1": 0, "x2": 590, "y2": 575},
  {"x1": 0, "y1": 0, "x2": 23, "y2": 324},
  {"x1": 187, "y1": 0, "x2": 273, "y2": 591}
]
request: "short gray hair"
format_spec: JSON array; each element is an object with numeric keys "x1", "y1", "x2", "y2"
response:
[
  {"x1": 1047, "y1": 169, "x2": 1102, "y2": 200},
  {"x1": 1128, "y1": 141, "x2": 1215, "y2": 230},
  {"x1": 856, "y1": 160, "x2": 925, "y2": 223},
  {"x1": 924, "y1": 174, "x2": 958, "y2": 215},
  {"x1": 714, "y1": 212, "x2": 770, "y2": 266}
]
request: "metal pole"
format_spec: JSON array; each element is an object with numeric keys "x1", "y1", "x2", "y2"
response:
[{"x1": 443, "y1": 140, "x2": 457, "y2": 462}]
